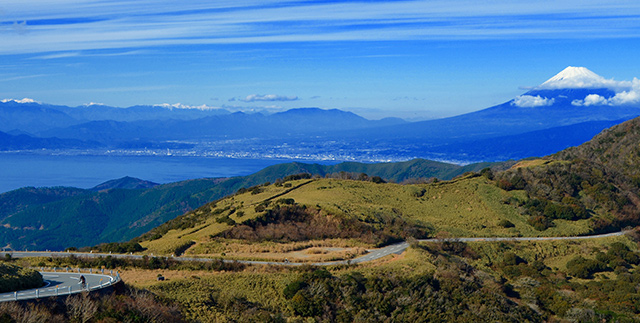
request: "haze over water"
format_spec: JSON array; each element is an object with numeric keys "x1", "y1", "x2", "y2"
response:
[{"x1": 0, "y1": 154, "x2": 336, "y2": 193}]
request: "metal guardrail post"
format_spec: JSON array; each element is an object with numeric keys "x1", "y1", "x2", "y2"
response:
[
  {"x1": 36, "y1": 289, "x2": 39, "y2": 298},
  {"x1": 68, "y1": 286, "x2": 71, "y2": 294},
  {"x1": 14, "y1": 292, "x2": 17, "y2": 301}
]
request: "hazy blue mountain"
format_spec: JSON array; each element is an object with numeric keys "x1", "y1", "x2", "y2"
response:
[
  {"x1": 0, "y1": 101, "x2": 80, "y2": 133},
  {"x1": 0, "y1": 130, "x2": 102, "y2": 150},
  {"x1": 59, "y1": 104, "x2": 231, "y2": 122},
  {"x1": 37, "y1": 108, "x2": 407, "y2": 142},
  {"x1": 408, "y1": 118, "x2": 632, "y2": 161}
]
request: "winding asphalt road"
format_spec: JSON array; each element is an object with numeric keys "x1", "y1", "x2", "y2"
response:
[
  {"x1": 4, "y1": 231, "x2": 626, "y2": 267},
  {"x1": 0, "y1": 271, "x2": 118, "y2": 303},
  {"x1": 0, "y1": 231, "x2": 627, "y2": 302}
]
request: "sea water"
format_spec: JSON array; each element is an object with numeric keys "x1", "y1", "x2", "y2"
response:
[{"x1": 0, "y1": 153, "x2": 336, "y2": 193}]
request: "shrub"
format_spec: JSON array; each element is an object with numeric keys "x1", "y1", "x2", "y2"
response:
[
  {"x1": 566, "y1": 256, "x2": 607, "y2": 279},
  {"x1": 174, "y1": 240, "x2": 196, "y2": 256},
  {"x1": 406, "y1": 186, "x2": 426, "y2": 198},
  {"x1": 90, "y1": 242, "x2": 145, "y2": 254},
  {"x1": 528, "y1": 215, "x2": 553, "y2": 231},
  {"x1": 502, "y1": 252, "x2": 526, "y2": 266},
  {"x1": 480, "y1": 168, "x2": 494, "y2": 180},
  {"x1": 0, "y1": 264, "x2": 43, "y2": 293},
  {"x1": 371, "y1": 176, "x2": 386, "y2": 184},
  {"x1": 498, "y1": 219, "x2": 515, "y2": 228}
]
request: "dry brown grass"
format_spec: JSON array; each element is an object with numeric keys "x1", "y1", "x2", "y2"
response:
[
  {"x1": 510, "y1": 159, "x2": 550, "y2": 169},
  {"x1": 214, "y1": 246, "x2": 368, "y2": 263},
  {"x1": 120, "y1": 268, "x2": 225, "y2": 288},
  {"x1": 189, "y1": 238, "x2": 368, "y2": 260}
]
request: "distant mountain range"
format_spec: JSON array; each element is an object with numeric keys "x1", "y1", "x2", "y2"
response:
[{"x1": 1, "y1": 66, "x2": 639, "y2": 162}]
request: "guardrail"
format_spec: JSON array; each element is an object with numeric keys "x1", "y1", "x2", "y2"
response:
[{"x1": 0, "y1": 267, "x2": 121, "y2": 302}]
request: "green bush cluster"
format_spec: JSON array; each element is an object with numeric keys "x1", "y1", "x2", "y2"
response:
[
  {"x1": 494, "y1": 158, "x2": 638, "y2": 232},
  {"x1": 566, "y1": 256, "x2": 607, "y2": 279},
  {"x1": 0, "y1": 263, "x2": 43, "y2": 293},
  {"x1": 279, "y1": 268, "x2": 539, "y2": 321},
  {"x1": 84, "y1": 241, "x2": 145, "y2": 253},
  {"x1": 565, "y1": 243, "x2": 640, "y2": 279}
]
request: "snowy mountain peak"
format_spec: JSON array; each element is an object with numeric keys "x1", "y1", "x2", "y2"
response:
[
  {"x1": 1, "y1": 98, "x2": 38, "y2": 104},
  {"x1": 539, "y1": 66, "x2": 616, "y2": 90}
]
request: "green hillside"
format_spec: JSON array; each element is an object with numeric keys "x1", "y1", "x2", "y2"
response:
[
  {"x1": 495, "y1": 117, "x2": 640, "y2": 234},
  {"x1": 0, "y1": 158, "x2": 503, "y2": 251},
  {"x1": 0, "y1": 178, "x2": 227, "y2": 250},
  {"x1": 0, "y1": 186, "x2": 87, "y2": 221},
  {"x1": 136, "y1": 173, "x2": 596, "y2": 259}
]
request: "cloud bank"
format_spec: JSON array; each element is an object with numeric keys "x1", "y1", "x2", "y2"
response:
[
  {"x1": 154, "y1": 103, "x2": 223, "y2": 110},
  {"x1": 240, "y1": 94, "x2": 298, "y2": 102},
  {"x1": 511, "y1": 95, "x2": 555, "y2": 108},
  {"x1": 572, "y1": 78, "x2": 640, "y2": 106}
]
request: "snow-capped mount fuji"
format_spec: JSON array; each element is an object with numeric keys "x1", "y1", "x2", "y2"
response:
[
  {"x1": 519, "y1": 66, "x2": 639, "y2": 108},
  {"x1": 538, "y1": 66, "x2": 616, "y2": 90},
  {"x1": 339, "y1": 66, "x2": 640, "y2": 162}
]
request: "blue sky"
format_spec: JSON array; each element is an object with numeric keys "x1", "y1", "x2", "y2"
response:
[{"x1": 2, "y1": 1, "x2": 640, "y2": 120}]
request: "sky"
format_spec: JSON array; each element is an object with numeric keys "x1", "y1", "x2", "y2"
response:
[{"x1": 1, "y1": 1, "x2": 640, "y2": 120}]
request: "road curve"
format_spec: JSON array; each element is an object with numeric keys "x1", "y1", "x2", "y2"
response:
[
  {"x1": 0, "y1": 271, "x2": 119, "y2": 303},
  {"x1": 3, "y1": 231, "x2": 628, "y2": 268}
]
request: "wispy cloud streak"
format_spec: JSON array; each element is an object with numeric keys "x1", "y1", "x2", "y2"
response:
[{"x1": 1, "y1": 1, "x2": 640, "y2": 55}]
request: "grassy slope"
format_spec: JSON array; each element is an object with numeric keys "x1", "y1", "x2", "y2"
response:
[{"x1": 139, "y1": 174, "x2": 594, "y2": 256}]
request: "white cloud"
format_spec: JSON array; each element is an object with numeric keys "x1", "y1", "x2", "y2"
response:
[
  {"x1": 571, "y1": 78, "x2": 640, "y2": 106},
  {"x1": 571, "y1": 94, "x2": 608, "y2": 106},
  {"x1": 31, "y1": 52, "x2": 80, "y2": 60},
  {"x1": 511, "y1": 95, "x2": 554, "y2": 108},
  {"x1": 3, "y1": 1, "x2": 640, "y2": 55},
  {"x1": 154, "y1": 103, "x2": 223, "y2": 110},
  {"x1": 240, "y1": 94, "x2": 298, "y2": 102},
  {"x1": 609, "y1": 78, "x2": 640, "y2": 105}
]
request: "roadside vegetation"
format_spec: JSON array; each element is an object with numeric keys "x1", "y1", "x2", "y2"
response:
[
  {"x1": 0, "y1": 262, "x2": 42, "y2": 293},
  {"x1": 0, "y1": 284, "x2": 183, "y2": 322}
]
